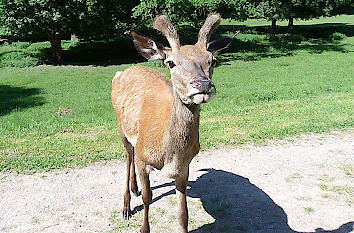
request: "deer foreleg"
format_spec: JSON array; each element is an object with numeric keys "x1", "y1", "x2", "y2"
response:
[{"x1": 176, "y1": 171, "x2": 189, "y2": 233}]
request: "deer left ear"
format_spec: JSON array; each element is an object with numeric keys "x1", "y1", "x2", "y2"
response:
[
  {"x1": 130, "y1": 30, "x2": 167, "y2": 61},
  {"x1": 207, "y1": 31, "x2": 240, "y2": 55}
]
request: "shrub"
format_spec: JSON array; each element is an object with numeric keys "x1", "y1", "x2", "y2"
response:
[
  {"x1": 330, "y1": 32, "x2": 347, "y2": 41},
  {"x1": 0, "y1": 51, "x2": 40, "y2": 67},
  {"x1": 9, "y1": 42, "x2": 31, "y2": 49}
]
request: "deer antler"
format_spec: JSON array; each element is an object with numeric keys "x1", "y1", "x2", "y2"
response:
[
  {"x1": 197, "y1": 13, "x2": 221, "y2": 48},
  {"x1": 153, "y1": 15, "x2": 180, "y2": 52}
]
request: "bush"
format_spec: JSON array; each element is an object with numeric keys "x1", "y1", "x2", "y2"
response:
[
  {"x1": 0, "y1": 41, "x2": 50, "y2": 67},
  {"x1": 330, "y1": 32, "x2": 347, "y2": 41},
  {"x1": 9, "y1": 42, "x2": 31, "y2": 49},
  {"x1": 26, "y1": 41, "x2": 51, "y2": 51},
  {"x1": 0, "y1": 51, "x2": 40, "y2": 67}
]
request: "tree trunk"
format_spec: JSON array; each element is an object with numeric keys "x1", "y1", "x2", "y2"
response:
[
  {"x1": 288, "y1": 17, "x2": 294, "y2": 32},
  {"x1": 271, "y1": 19, "x2": 277, "y2": 30},
  {"x1": 48, "y1": 34, "x2": 63, "y2": 62}
]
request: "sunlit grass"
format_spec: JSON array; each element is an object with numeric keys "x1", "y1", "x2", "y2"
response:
[{"x1": 0, "y1": 15, "x2": 353, "y2": 172}]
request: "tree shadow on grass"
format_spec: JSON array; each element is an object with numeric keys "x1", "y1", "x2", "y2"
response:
[
  {"x1": 213, "y1": 22, "x2": 353, "y2": 63},
  {"x1": 5, "y1": 22, "x2": 350, "y2": 66},
  {"x1": 131, "y1": 168, "x2": 353, "y2": 233},
  {"x1": 0, "y1": 36, "x2": 145, "y2": 67},
  {"x1": 0, "y1": 85, "x2": 45, "y2": 116},
  {"x1": 57, "y1": 38, "x2": 146, "y2": 66}
]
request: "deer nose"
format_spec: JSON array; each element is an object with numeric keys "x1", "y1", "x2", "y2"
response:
[{"x1": 190, "y1": 78, "x2": 215, "y2": 93}]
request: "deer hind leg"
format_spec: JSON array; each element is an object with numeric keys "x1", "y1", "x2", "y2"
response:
[
  {"x1": 130, "y1": 156, "x2": 140, "y2": 197},
  {"x1": 175, "y1": 171, "x2": 189, "y2": 233},
  {"x1": 136, "y1": 159, "x2": 152, "y2": 233},
  {"x1": 120, "y1": 129, "x2": 135, "y2": 220}
]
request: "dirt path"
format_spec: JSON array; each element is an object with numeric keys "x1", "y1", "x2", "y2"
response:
[{"x1": 1, "y1": 130, "x2": 353, "y2": 233}]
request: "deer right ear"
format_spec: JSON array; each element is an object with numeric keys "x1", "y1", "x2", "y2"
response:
[
  {"x1": 130, "y1": 30, "x2": 167, "y2": 61},
  {"x1": 207, "y1": 31, "x2": 240, "y2": 55}
]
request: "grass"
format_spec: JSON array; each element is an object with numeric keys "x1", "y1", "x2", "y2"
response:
[
  {"x1": 0, "y1": 15, "x2": 353, "y2": 173},
  {"x1": 339, "y1": 164, "x2": 354, "y2": 176},
  {"x1": 304, "y1": 207, "x2": 315, "y2": 214},
  {"x1": 330, "y1": 185, "x2": 353, "y2": 196},
  {"x1": 285, "y1": 173, "x2": 303, "y2": 182},
  {"x1": 318, "y1": 184, "x2": 328, "y2": 191},
  {"x1": 0, "y1": 41, "x2": 50, "y2": 67}
]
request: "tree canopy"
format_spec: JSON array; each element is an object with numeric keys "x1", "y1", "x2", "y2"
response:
[
  {"x1": 0, "y1": 0, "x2": 139, "y2": 60},
  {"x1": 253, "y1": 0, "x2": 353, "y2": 29},
  {"x1": 1, "y1": 0, "x2": 352, "y2": 60},
  {"x1": 132, "y1": 0, "x2": 252, "y2": 27}
]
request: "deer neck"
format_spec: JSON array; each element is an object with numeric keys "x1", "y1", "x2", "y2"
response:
[{"x1": 167, "y1": 92, "x2": 201, "y2": 152}]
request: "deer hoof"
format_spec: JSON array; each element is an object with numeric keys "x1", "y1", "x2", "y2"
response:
[
  {"x1": 122, "y1": 208, "x2": 131, "y2": 220},
  {"x1": 140, "y1": 227, "x2": 150, "y2": 233},
  {"x1": 131, "y1": 188, "x2": 141, "y2": 197}
]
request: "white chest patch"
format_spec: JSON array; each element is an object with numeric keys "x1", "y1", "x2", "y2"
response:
[
  {"x1": 161, "y1": 159, "x2": 188, "y2": 179},
  {"x1": 122, "y1": 127, "x2": 138, "y2": 147},
  {"x1": 125, "y1": 134, "x2": 137, "y2": 147}
]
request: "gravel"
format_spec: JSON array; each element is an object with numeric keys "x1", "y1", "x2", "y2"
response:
[{"x1": 1, "y1": 130, "x2": 353, "y2": 233}]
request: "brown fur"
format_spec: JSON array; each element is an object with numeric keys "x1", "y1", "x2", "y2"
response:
[
  {"x1": 112, "y1": 65, "x2": 200, "y2": 174},
  {"x1": 112, "y1": 65, "x2": 200, "y2": 233},
  {"x1": 197, "y1": 13, "x2": 221, "y2": 47},
  {"x1": 153, "y1": 15, "x2": 180, "y2": 51}
]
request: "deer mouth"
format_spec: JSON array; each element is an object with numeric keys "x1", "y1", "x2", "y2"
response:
[
  {"x1": 187, "y1": 87, "x2": 216, "y2": 98},
  {"x1": 190, "y1": 93, "x2": 214, "y2": 104},
  {"x1": 188, "y1": 88, "x2": 216, "y2": 104}
]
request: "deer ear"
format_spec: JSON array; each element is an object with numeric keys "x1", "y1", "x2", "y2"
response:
[
  {"x1": 207, "y1": 31, "x2": 240, "y2": 55},
  {"x1": 130, "y1": 30, "x2": 167, "y2": 60}
]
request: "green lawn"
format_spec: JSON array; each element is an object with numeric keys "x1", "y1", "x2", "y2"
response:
[{"x1": 0, "y1": 15, "x2": 353, "y2": 173}]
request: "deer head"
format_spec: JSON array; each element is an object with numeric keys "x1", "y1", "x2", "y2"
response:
[{"x1": 130, "y1": 13, "x2": 239, "y2": 105}]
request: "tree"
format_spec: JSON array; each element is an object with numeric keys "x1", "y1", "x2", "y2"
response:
[
  {"x1": 253, "y1": 0, "x2": 288, "y2": 29},
  {"x1": 132, "y1": 0, "x2": 252, "y2": 28},
  {"x1": 253, "y1": 0, "x2": 354, "y2": 31},
  {"x1": 0, "y1": 0, "x2": 140, "y2": 61},
  {"x1": 83, "y1": 0, "x2": 139, "y2": 38},
  {"x1": 0, "y1": 0, "x2": 90, "y2": 61},
  {"x1": 132, "y1": 0, "x2": 200, "y2": 28}
]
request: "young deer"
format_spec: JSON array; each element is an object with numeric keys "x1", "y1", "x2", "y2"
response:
[{"x1": 112, "y1": 13, "x2": 239, "y2": 233}]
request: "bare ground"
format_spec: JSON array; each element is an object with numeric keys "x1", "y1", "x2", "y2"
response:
[{"x1": 0, "y1": 130, "x2": 353, "y2": 233}]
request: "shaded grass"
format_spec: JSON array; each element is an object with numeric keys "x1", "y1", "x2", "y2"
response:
[
  {"x1": 1, "y1": 15, "x2": 353, "y2": 67},
  {"x1": 0, "y1": 15, "x2": 353, "y2": 173},
  {"x1": 0, "y1": 41, "x2": 50, "y2": 67},
  {"x1": 0, "y1": 37, "x2": 141, "y2": 67}
]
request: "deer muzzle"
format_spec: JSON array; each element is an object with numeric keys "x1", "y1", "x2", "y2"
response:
[
  {"x1": 189, "y1": 78, "x2": 216, "y2": 95},
  {"x1": 187, "y1": 77, "x2": 216, "y2": 104}
]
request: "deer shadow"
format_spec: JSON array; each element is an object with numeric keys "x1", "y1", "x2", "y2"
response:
[
  {"x1": 188, "y1": 168, "x2": 353, "y2": 233},
  {"x1": 142, "y1": 168, "x2": 353, "y2": 233},
  {"x1": 0, "y1": 85, "x2": 45, "y2": 116}
]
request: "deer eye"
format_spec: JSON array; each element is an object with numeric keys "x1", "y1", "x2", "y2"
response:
[{"x1": 166, "y1": 61, "x2": 176, "y2": 69}]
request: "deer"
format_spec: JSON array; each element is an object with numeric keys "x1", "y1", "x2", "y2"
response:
[{"x1": 111, "y1": 13, "x2": 239, "y2": 233}]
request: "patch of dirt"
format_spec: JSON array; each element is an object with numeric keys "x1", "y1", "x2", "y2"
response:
[
  {"x1": 0, "y1": 130, "x2": 353, "y2": 233},
  {"x1": 58, "y1": 108, "x2": 74, "y2": 116}
]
